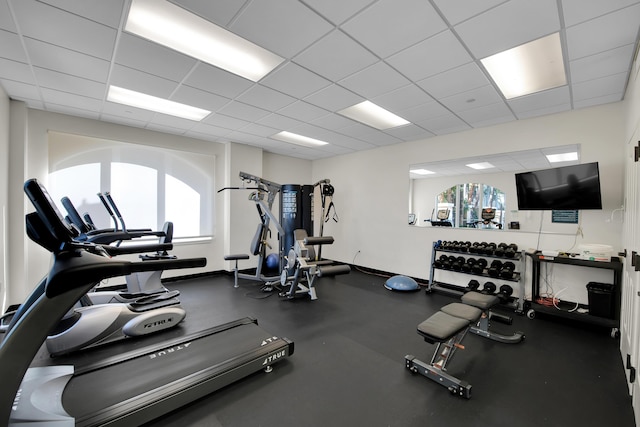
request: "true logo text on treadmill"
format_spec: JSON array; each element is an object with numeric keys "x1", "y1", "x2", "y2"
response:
[
  {"x1": 149, "y1": 342, "x2": 192, "y2": 359},
  {"x1": 263, "y1": 350, "x2": 286, "y2": 365}
]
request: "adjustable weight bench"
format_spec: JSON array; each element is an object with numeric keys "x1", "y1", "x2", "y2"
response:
[{"x1": 405, "y1": 292, "x2": 524, "y2": 398}]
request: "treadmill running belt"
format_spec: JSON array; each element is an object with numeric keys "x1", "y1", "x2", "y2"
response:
[{"x1": 14, "y1": 318, "x2": 293, "y2": 427}]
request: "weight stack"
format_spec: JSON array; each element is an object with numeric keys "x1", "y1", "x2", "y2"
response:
[{"x1": 280, "y1": 184, "x2": 314, "y2": 258}]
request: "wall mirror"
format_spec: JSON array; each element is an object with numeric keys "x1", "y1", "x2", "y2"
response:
[{"x1": 408, "y1": 144, "x2": 580, "y2": 231}]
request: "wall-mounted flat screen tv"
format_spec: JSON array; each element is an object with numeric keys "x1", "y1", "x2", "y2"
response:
[{"x1": 515, "y1": 162, "x2": 603, "y2": 210}]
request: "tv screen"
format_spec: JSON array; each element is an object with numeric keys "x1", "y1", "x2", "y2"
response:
[{"x1": 515, "y1": 162, "x2": 603, "y2": 210}]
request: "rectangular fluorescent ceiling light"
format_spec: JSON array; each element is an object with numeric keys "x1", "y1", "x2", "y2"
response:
[
  {"x1": 466, "y1": 162, "x2": 494, "y2": 170},
  {"x1": 481, "y1": 33, "x2": 566, "y2": 99},
  {"x1": 338, "y1": 101, "x2": 410, "y2": 130},
  {"x1": 410, "y1": 168, "x2": 435, "y2": 175},
  {"x1": 272, "y1": 131, "x2": 329, "y2": 147},
  {"x1": 107, "y1": 86, "x2": 211, "y2": 121},
  {"x1": 546, "y1": 152, "x2": 579, "y2": 163},
  {"x1": 126, "y1": 0, "x2": 284, "y2": 82}
]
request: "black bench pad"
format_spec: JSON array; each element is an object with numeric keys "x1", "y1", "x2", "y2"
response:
[
  {"x1": 441, "y1": 303, "x2": 482, "y2": 322},
  {"x1": 224, "y1": 254, "x2": 250, "y2": 261},
  {"x1": 417, "y1": 311, "x2": 470, "y2": 342},
  {"x1": 461, "y1": 291, "x2": 499, "y2": 310}
]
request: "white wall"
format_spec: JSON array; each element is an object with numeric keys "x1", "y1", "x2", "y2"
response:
[
  {"x1": 0, "y1": 86, "x2": 9, "y2": 313},
  {"x1": 312, "y1": 103, "x2": 626, "y2": 282},
  {"x1": 6, "y1": 107, "x2": 232, "y2": 304}
]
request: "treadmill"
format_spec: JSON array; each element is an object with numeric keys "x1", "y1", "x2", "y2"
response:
[{"x1": 0, "y1": 179, "x2": 294, "y2": 427}]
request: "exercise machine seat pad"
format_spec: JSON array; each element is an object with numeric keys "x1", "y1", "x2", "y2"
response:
[
  {"x1": 225, "y1": 254, "x2": 250, "y2": 261},
  {"x1": 441, "y1": 303, "x2": 482, "y2": 322},
  {"x1": 461, "y1": 291, "x2": 499, "y2": 310},
  {"x1": 417, "y1": 311, "x2": 470, "y2": 342}
]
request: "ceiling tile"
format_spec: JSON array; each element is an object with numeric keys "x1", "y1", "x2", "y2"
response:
[
  {"x1": 188, "y1": 121, "x2": 234, "y2": 139},
  {"x1": 341, "y1": 0, "x2": 446, "y2": 58},
  {"x1": 508, "y1": 86, "x2": 571, "y2": 114},
  {"x1": 101, "y1": 100, "x2": 156, "y2": 122},
  {"x1": 386, "y1": 30, "x2": 472, "y2": 81},
  {"x1": 38, "y1": 0, "x2": 125, "y2": 28},
  {"x1": 574, "y1": 93, "x2": 624, "y2": 109},
  {"x1": 431, "y1": 0, "x2": 507, "y2": 26},
  {"x1": 114, "y1": 33, "x2": 197, "y2": 83},
  {"x1": 110, "y1": 64, "x2": 179, "y2": 98},
  {"x1": 12, "y1": 0, "x2": 117, "y2": 60},
  {"x1": 311, "y1": 112, "x2": 360, "y2": 131},
  {"x1": 0, "y1": 29, "x2": 28, "y2": 62},
  {"x1": 0, "y1": 58, "x2": 34, "y2": 85},
  {"x1": 172, "y1": 0, "x2": 247, "y2": 27},
  {"x1": 384, "y1": 124, "x2": 435, "y2": 141},
  {"x1": 236, "y1": 84, "x2": 297, "y2": 111},
  {"x1": 301, "y1": 0, "x2": 375, "y2": 25},
  {"x1": 417, "y1": 112, "x2": 471, "y2": 135},
  {"x1": 41, "y1": 87, "x2": 103, "y2": 112},
  {"x1": 148, "y1": 113, "x2": 199, "y2": 131},
  {"x1": 231, "y1": 0, "x2": 333, "y2": 57},
  {"x1": 399, "y1": 101, "x2": 451, "y2": 124},
  {"x1": 277, "y1": 100, "x2": 329, "y2": 122},
  {"x1": 203, "y1": 113, "x2": 250, "y2": 131},
  {"x1": 293, "y1": 30, "x2": 379, "y2": 81},
  {"x1": 565, "y1": 4, "x2": 640, "y2": 60},
  {"x1": 33, "y1": 67, "x2": 105, "y2": 99},
  {"x1": 45, "y1": 103, "x2": 100, "y2": 120},
  {"x1": 569, "y1": 44, "x2": 636, "y2": 84},
  {"x1": 456, "y1": 101, "x2": 515, "y2": 127},
  {"x1": 256, "y1": 113, "x2": 304, "y2": 130},
  {"x1": 183, "y1": 63, "x2": 254, "y2": 99},
  {"x1": 239, "y1": 122, "x2": 280, "y2": 138},
  {"x1": 170, "y1": 85, "x2": 230, "y2": 112},
  {"x1": 439, "y1": 85, "x2": 504, "y2": 113},
  {"x1": 304, "y1": 84, "x2": 363, "y2": 111},
  {"x1": 562, "y1": 0, "x2": 640, "y2": 27},
  {"x1": 0, "y1": 79, "x2": 41, "y2": 100},
  {"x1": 145, "y1": 122, "x2": 188, "y2": 136},
  {"x1": 260, "y1": 62, "x2": 331, "y2": 99},
  {"x1": 339, "y1": 61, "x2": 411, "y2": 99},
  {"x1": 513, "y1": 101, "x2": 571, "y2": 120},
  {"x1": 0, "y1": 1, "x2": 16, "y2": 32},
  {"x1": 216, "y1": 101, "x2": 271, "y2": 122},
  {"x1": 23, "y1": 37, "x2": 110, "y2": 82},
  {"x1": 372, "y1": 84, "x2": 433, "y2": 112},
  {"x1": 572, "y1": 72, "x2": 628, "y2": 101},
  {"x1": 417, "y1": 62, "x2": 489, "y2": 99},
  {"x1": 454, "y1": 0, "x2": 560, "y2": 58}
]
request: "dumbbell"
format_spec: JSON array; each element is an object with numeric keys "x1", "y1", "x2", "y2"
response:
[
  {"x1": 451, "y1": 256, "x2": 466, "y2": 271},
  {"x1": 482, "y1": 281, "x2": 497, "y2": 294},
  {"x1": 504, "y1": 243, "x2": 518, "y2": 258},
  {"x1": 461, "y1": 257, "x2": 476, "y2": 273},
  {"x1": 467, "y1": 279, "x2": 480, "y2": 291},
  {"x1": 498, "y1": 284, "x2": 513, "y2": 298},
  {"x1": 494, "y1": 242, "x2": 508, "y2": 257},
  {"x1": 488, "y1": 260, "x2": 503, "y2": 277},
  {"x1": 485, "y1": 242, "x2": 497, "y2": 256},
  {"x1": 434, "y1": 254, "x2": 447, "y2": 269},
  {"x1": 469, "y1": 242, "x2": 481, "y2": 254},
  {"x1": 471, "y1": 258, "x2": 487, "y2": 274},
  {"x1": 500, "y1": 261, "x2": 516, "y2": 279}
]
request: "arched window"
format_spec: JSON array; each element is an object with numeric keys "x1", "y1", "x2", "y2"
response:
[{"x1": 48, "y1": 133, "x2": 214, "y2": 239}]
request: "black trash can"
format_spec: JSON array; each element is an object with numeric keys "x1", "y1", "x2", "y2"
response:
[{"x1": 586, "y1": 282, "x2": 615, "y2": 318}]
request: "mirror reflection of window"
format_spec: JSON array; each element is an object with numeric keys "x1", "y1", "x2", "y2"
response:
[{"x1": 434, "y1": 183, "x2": 506, "y2": 229}]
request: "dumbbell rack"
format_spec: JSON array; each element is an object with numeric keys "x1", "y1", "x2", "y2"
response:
[{"x1": 426, "y1": 241, "x2": 526, "y2": 313}]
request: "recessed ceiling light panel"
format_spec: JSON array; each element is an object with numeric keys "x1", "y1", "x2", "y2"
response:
[
  {"x1": 546, "y1": 152, "x2": 579, "y2": 163},
  {"x1": 272, "y1": 131, "x2": 329, "y2": 147},
  {"x1": 481, "y1": 33, "x2": 566, "y2": 99},
  {"x1": 338, "y1": 101, "x2": 410, "y2": 130},
  {"x1": 107, "y1": 85, "x2": 211, "y2": 121},
  {"x1": 466, "y1": 162, "x2": 494, "y2": 170},
  {"x1": 126, "y1": 0, "x2": 284, "y2": 82},
  {"x1": 410, "y1": 168, "x2": 435, "y2": 175}
]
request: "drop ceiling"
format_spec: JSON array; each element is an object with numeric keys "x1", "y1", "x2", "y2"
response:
[{"x1": 0, "y1": 0, "x2": 638, "y2": 161}]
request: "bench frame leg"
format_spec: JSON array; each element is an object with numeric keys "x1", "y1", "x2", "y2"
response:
[
  {"x1": 406, "y1": 327, "x2": 473, "y2": 399},
  {"x1": 405, "y1": 355, "x2": 472, "y2": 398},
  {"x1": 469, "y1": 313, "x2": 525, "y2": 344}
]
